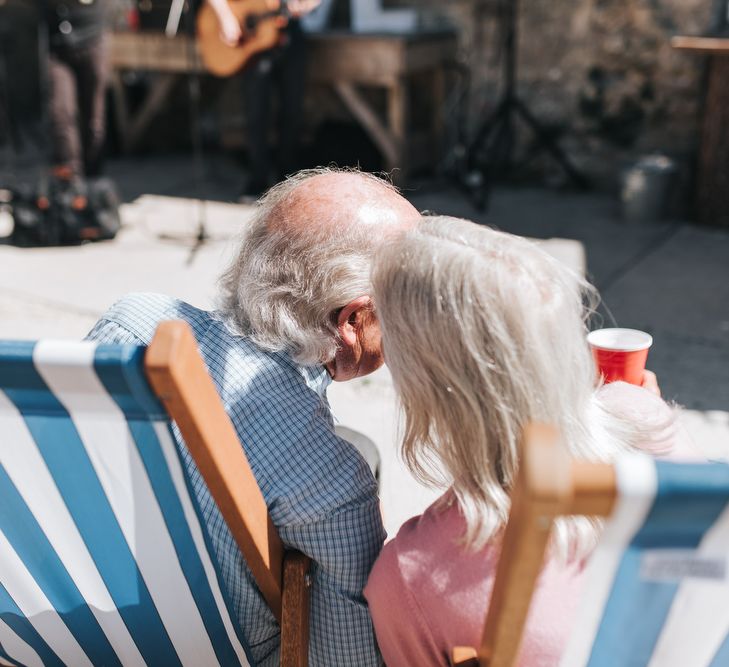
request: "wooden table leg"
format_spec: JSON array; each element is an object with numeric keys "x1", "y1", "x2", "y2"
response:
[
  {"x1": 432, "y1": 65, "x2": 446, "y2": 164},
  {"x1": 387, "y1": 77, "x2": 409, "y2": 183},
  {"x1": 333, "y1": 81, "x2": 398, "y2": 172},
  {"x1": 697, "y1": 56, "x2": 729, "y2": 226},
  {"x1": 126, "y1": 73, "x2": 180, "y2": 153},
  {"x1": 109, "y1": 72, "x2": 131, "y2": 153}
]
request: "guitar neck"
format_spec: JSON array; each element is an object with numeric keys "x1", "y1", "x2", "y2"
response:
[
  {"x1": 242, "y1": 3, "x2": 289, "y2": 31},
  {"x1": 256, "y1": 0, "x2": 292, "y2": 20},
  {"x1": 256, "y1": 8, "x2": 287, "y2": 20}
]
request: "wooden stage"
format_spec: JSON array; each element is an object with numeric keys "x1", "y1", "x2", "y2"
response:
[{"x1": 109, "y1": 30, "x2": 457, "y2": 182}]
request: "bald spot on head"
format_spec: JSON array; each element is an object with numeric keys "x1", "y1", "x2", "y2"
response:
[{"x1": 267, "y1": 172, "x2": 420, "y2": 237}]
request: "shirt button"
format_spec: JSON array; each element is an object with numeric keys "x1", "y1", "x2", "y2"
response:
[{"x1": 59, "y1": 20, "x2": 72, "y2": 34}]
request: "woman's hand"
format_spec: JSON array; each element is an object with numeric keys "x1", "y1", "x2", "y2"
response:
[{"x1": 641, "y1": 370, "x2": 661, "y2": 397}]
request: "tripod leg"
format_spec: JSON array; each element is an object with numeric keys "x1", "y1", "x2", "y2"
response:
[
  {"x1": 466, "y1": 98, "x2": 513, "y2": 211},
  {"x1": 467, "y1": 96, "x2": 509, "y2": 158},
  {"x1": 513, "y1": 97, "x2": 589, "y2": 189}
]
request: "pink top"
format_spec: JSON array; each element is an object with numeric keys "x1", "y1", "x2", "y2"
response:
[{"x1": 364, "y1": 383, "x2": 699, "y2": 667}]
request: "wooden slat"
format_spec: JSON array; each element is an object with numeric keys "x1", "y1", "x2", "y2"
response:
[
  {"x1": 452, "y1": 646, "x2": 480, "y2": 666},
  {"x1": 671, "y1": 35, "x2": 729, "y2": 54},
  {"x1": 281, "y1": 551, "x2": 312, "y2": 667},
  {"x1": 308, "y1": 32, "x2": 457, "y2": 86},
  {"x1": 109, "y1": 72, "x2": 131, "y2": 152},
  {"x1": 403, "y1": 34, "x2": 458, "y2": 71},
  {"x1": 431, "y1": 65, "x2": 446, "y2": 160},
  {"x1": 126, "y1": 73, "x2": 179, "y2": 151},
  {"x1": 697, "y1": 57, "x2": 729, "y2": 226},
  {"x1": 308, "y1": 36, "x2": 403, "y2": 87},
  {"x1": 472, "y1": 424, "x2": 569, "y2": 667},
  {"x1": 569, "y1": 461, "x2": 617, "y2": 517},
  {"x1": 334, "y1": 81, "x2": 399, "y2": 169},
  {"x1": 111, "y1": 31, "x2": 204, "y2": 72},
  {"x1": 671, "y1": 35, "x2": 729, "y2": 226},
  {"x1": 145, "y1": 320, "x2": 284, "y2": 621},
  {"x1": 453, "y1": 424, "x2": 617, "y2": 666}
]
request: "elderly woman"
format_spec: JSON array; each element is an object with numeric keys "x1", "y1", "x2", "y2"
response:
[{"x1": 364, "y1": 216, "x2": 695, "y2": 667}]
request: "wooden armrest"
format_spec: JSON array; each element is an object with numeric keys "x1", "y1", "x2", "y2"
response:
[
  {"x1": 452, "y1": 646, "x2": 480, "y2": 666},
  {"x1": 451, "y1": 424, "x2": 617, "y2": 667},
  {"x1": 145, "y1": 320, "x2": 285, "y2": 619}
]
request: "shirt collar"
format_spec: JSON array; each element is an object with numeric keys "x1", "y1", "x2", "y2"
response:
[{"x1": 298, "y1": 363, "x2": 332, "y2": 398}]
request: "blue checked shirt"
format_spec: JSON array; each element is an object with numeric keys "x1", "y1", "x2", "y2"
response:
[{"x1": 87, "y1": 293, "x2": 386, "y2": 667}]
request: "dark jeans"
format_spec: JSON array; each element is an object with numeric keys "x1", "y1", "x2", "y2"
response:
[
  {"x1": 48, "y1": 35, "x2": 108, "y2": 178},
  {"x1": 242, "y1": 21, "x2": 306, "y2": 193}
]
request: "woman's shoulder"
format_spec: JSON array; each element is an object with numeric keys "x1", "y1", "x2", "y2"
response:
[
  {"x1": 374, "y1": 493, "x2": 478, "y2": 572},
  {"x1": 369, "y1": 494, "x2": 458, "y2": 587},
  {"x1": 366, "y1": 493, "x2": 585, "y2": 667},
  {"x1": 365, "y1": 494, "x2": 495, "y2": 667}
]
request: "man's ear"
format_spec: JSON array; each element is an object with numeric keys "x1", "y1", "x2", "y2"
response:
[{"x1": 336, "y1": 296, "x2": 372, "y2": 346}]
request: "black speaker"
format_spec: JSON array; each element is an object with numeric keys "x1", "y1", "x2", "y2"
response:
[{"x1": 9, "y1": 177, "x2": 121, "y2": 247}]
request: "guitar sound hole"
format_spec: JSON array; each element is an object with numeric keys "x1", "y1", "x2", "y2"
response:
[{"x1": 245, "y1": 15, "x2": 259, "y2": 31}]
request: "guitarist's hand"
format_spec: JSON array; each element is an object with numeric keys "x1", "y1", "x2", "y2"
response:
[
  {"x1": 219, "y1": 12, "x2": 242, "y2": 46},
  {"x1": 207, "y1": 0, "x2": 242, "y2": 46},
  {"x1": 287, "y1": 0, "x2": 321, "y2": 17}
]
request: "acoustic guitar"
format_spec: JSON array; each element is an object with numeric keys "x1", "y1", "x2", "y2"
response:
[{"x1": 196, "y1": 0, "x2": 288, "y2": 77}]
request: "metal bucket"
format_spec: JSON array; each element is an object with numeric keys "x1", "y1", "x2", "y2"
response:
[{"x1": 620, "y1": 155, "x2": 678, "y2": 223}]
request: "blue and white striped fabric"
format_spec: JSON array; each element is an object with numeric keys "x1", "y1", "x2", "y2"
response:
[
  {"x1": 562, "y1": 454, "x2": 729, "y2": 667},
  {"x1": 87, "y1": 293, "x2": 385, "y2": 667},
  {"x1": 0, "y1": 339, "x2": 253, "y2": 667}
]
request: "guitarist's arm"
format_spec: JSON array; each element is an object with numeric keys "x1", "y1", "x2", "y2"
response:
[{"x1": 206, "y1": 0, "x2": 243, "y2": 46}]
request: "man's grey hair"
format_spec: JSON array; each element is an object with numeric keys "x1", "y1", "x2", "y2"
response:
[{"x1": 218, "y1": 167, "x2": 400, "y2": 365}]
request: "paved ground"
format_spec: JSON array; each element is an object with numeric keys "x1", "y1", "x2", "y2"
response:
[{"x1": 1, "y1": 153, "x2": 728, "y2": 536}]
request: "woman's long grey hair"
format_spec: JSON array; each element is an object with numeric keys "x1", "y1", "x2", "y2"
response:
[{"x1": 372, "y1": 216, "x2": 675, "y2": 557}]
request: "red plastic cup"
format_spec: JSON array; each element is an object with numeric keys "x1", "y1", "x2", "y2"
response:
[{"x1": 587, "y1": 328, "x2": 653, "y2": 385}]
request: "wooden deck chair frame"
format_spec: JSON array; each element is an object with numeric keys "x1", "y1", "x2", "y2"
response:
[
  {"x1": 145, "y1": 320, "x2": 311, "y2": 667},
  {"x1": 452, "y1": 424, "x2": 617, "y2": 667}
]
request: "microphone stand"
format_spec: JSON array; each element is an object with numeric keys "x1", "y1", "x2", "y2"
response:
[
  {"x1": 460, "y1": 0, "x2": 588, "y2": 210},
  {"x1": 185, "y1": 8, "x2": 210, "y2": 267},
  {"x1": 157, "y1": 0, "x2": 212, "y2": 266}
]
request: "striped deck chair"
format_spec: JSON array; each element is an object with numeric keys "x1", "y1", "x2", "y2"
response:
[
  {"x1": 453, "y1": 424, "x2": 729, "y2": 667},
  {"x1": 0, "y1": 321, "x2": 310, "y2": 667}
]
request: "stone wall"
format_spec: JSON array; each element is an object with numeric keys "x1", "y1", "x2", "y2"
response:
[{"x1": 404, "y1": 0, "x2": 715, "y2": 189}]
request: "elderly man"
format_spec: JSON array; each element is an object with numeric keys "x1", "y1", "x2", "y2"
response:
[{"x1": 86, "y1": 168, "x2": 420, "y2": 666}]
